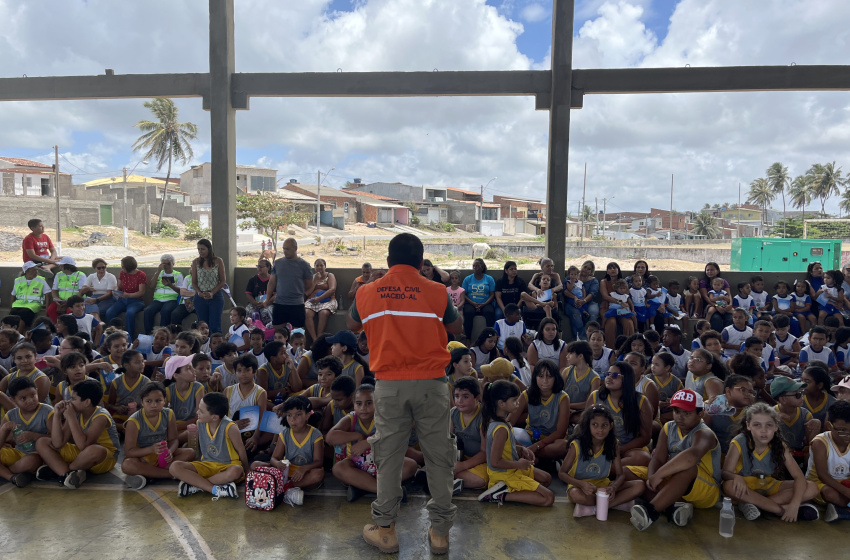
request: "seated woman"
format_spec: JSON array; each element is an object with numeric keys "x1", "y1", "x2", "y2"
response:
[
  {"x1": 79, "y1": 258, "x2": 117, "y2": 319},
  {"x1": 106, "y1": 256, "x2": 147, "y2": 341},
  {"x1": 143, "y1": 254, "x2": 183, "y2": 335},
  {"x1": 348, "y1": 262, "x2": 372, "y2": 301},
  {"x1": 421, "y1": 259, "x2": 449, "y2": 284},
  {"x1": 11, "y1": 262, "x2": 52, "y2": 329},
  {"x1": 523, "y1": 257, "x2": 562, "y2": 329},
  {"x1": 245, "y1": 259, "x2": 273, "y2": 327},
  {"x1": 462, "y1": 259, "x2": 496, "y2": 341},
  {"x1": 304, "y1": 259, "x2": 338, "y2": 346}
]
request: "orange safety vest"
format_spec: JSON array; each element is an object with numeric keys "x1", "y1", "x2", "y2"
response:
[{"x1": 355, "y1": 265, "x2": 450, "y2": 381}]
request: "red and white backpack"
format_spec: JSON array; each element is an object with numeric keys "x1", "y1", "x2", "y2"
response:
[{"x1": 245, "y1": 466, "x2": 290, "y2": 511}]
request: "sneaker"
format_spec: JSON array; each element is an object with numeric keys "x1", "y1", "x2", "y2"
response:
[
  {"x1": 363, "y1": 523, "x2": 399, "y2": 554},
  {"x1": 477, "y1": 481, "x2": 508, "y2": 504},
  {"x1": 739, "y1": 502, "x2": 761, "y2": 521},
  {"x1": 614, "y1": 500, "x2": 634, "y2": 512},
  {"x1": 347, "y1": 485, "x2": 366, "y2": 503},
  {"x1": 630, "y1": 500, "x2": 658, "y2": 531},
  {"x1": 211, "y1": 482, "x2": 238, "y2": 501},
  {"x1": 452, "y1": 478, "x2": 464, "y2": 496},
  {"x1": 10, "y1": 472, "x2": 32, "y2": 488},
  {"x1": 672, "y1": 501, "x2": 694, "y2": 527},
  {"x1": 63, "y1": 469, "x2": 86, "y2": 489},
  {"x1": 825, "y1": 504, "x2": 839, "y2": 523},
  {"x1": 572, "y1": 503, "x2": 597, "y2": 518},
  {"x1": 798, "y1": 503, "x2": 819, "y2": 521},
  {"x1": 283, "y1": 487, "x2": 304, "y2": 506},
  {"x1": 178, "y1": 481, "x2": 202, "y2": 497},
  {"x1": 36, "y1": 465, "x2": 59, "y2": 481},
  {"x1": 428, "y1": 527, "x2": 449, "y2": 555},
  {"x1": 125, "y1": 475, "x2": 147, "y2": 490}
]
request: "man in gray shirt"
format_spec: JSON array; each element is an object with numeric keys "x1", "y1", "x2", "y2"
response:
[{"x1": 268, "y1": 237, "x2": 313, "y2": 330}]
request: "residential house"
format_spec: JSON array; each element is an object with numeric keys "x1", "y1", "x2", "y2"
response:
[
  {"x1": 344, "y1": 190, "x2": 410, "y2": 225},
  {"x1": 180, "y1": 162, "x2": 277, "y2": 205},
  {"x1": 282, "y1": 181, "x2": 358, "y2": 226},
  {"x1": 0, "y1": 156, "x2": 72, "y2": 197},
  {"x1": 492, "y1": 195, "x2": 546, "y2": 220}
]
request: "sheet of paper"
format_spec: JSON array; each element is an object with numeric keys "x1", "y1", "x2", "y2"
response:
[
  {"x1": 238, "y1": 405, "x2": 261, "y2": 432},
  {"x1": 259, "y1": 411, "x2": 285, "y2": 434}
]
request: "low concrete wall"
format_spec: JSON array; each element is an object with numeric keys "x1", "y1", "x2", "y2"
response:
[
  {"x1": 422, "y1": 243, "x2": 732, "y2": 264},
  {"x1": 0, "y1": 197, "x2": 107, "y2": 228}
]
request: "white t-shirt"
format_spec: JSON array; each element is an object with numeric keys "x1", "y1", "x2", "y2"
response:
[
  {"x1": 659, "y1": 345, "x2": 691, "y2": 380},
  {"x1": 722, "y1": 325, "x2": 752, "y2": 356},
  {"x1": 84, "y1": 272, "x2": 118, "y2": 296}
]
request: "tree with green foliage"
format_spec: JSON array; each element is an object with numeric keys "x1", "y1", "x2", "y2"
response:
[
  {"x1": 132, "y1": 98, "x2": 198, "y2": 226},
  {"x1": 766, "y1": 162, "x2": 790, "y2": 237},
  {"x1": 236, "y1": 193, "x2": 311, "y2": 254},
  {"x1": 789, "y1": 174, "x2": 813, "y2": 216},
  {"x1": 808, "y1": 162, "x2": 847, "y2": 214},
  {"x1": 747, "y1": 177, "x2": 773, "y2": 233},
  {"x1": 692, "y1": 212, "x2": 720, "y2": 239}
]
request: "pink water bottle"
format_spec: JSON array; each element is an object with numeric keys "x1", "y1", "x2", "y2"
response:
[
  {"x1": 156, "y1": 441, "x2": 169, "y2": 468},
  {"x1": 595, "y1": 487, "x2": 611, "y2": 521},
  {"x1": 127, "y1": 402, "x2": 137, "y2": 415}
]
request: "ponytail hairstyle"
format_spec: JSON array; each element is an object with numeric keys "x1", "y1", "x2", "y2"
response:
[
  {"x1": 446, "y1": 347, "x2": 473, "y2": 376},
  {"x1": 101, "y1": 331, "x2": 128, "y2": 357},
  {"x1": 651, "y1": 351, "x2": 675, "y2": 372},
  {"x1": 735, "y1": 402, "x2": 787, "y2": 479},
  {"x1": 176, "y1": 331, "x2": 201, "y2": 354},
  {"x1": 571, "y1": 404, "x2": 618, "y2": 462},
  {"x1": 597, "y1": 361, "x2": 641, "y2": 438},
  {"x1": 503, "y1": 336, "x2": 529, "y2": 370},
  {"x1": 60, "y1": 351, "x2": 89, "y2": 373},
  {"x1": 115, "y1": 349, "x2": 143, "y2": 376},
  {"x1": 693, "y1": 347, "x2": 729, "y2": 381},
  {"x1": 62, "y1": 335, "x2": 94, "y2": 363},
  {"x1": 616, "y1": 334, "x2": 651, "y2": 360},
  {"x1": 803, "y1": 362, "x2": 832, "y2": 393},
  {"x1": 56, "y1": 315, "x2": 79, "y2": 337},
  {"x1": 474, "y1": 327, "x2": 500, "y2": 363},
  {"x1": 481, "y1": 379, "x2": 520, "y2": 426}
]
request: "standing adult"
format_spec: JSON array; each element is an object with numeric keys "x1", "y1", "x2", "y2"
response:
[
  {"x1": 268, "y1": 237, "x2": 313, "y2": 333},
  {"x1": 106, "y1": 256, "x2": 148, "y2": 341},
  {"x1": 461, "y1": 258, "x2": 496, "y2": 341},
  {"x1": 348, "y1": 233, "x2": 461, "y2": 555},
  {"x1": 22, "y1": 218, "x2": 59, "y2": 274},
  {"x1": 190, "y1": 239, "x2": 227, "y2": 335},
  {"x1": 304, "y1": 258, "x2": 338, "y2": 344},
  {"x1": 143, "y1": 254, "x2": 183, "y2": 334},
  {"x1": 245, "y1": 259, "x2": 273, "y2": 326},
  {"x1": 699, "y1": 262, "x2": 732, "y2": 332},
  {"x1": 79, "y1": 258, "x2": 117, "y2": 319}
]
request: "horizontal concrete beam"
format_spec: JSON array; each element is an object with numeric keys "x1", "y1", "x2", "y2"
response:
[
  {"x1": 573, "y1": 65, "x2": 850, "y2": 94},
  {"x1": 0, "y1": 73, "x2": 210, "y2": 102}
]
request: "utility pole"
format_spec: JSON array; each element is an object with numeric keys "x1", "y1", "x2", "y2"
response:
[
  {"x1": 602, "y1": 197, "x2": 607, "y2": 239},
  {"x1": 317, "y1": 169, "x2": 321, "y2": 237},
  {"x1": 479, "y1": 184, "x2": 484, "y2": 233},
  {"x1": 54, "y1": 145, "x2": 61, "y2": 255},
  {"x1": 595, "y1": 196, "x2": 599, "y2": 236},
  {"x1": 737, "y1": 182, "x2": 742, "y2": 238},
  {"x1": 669, "y1": 174, "x2": 674, "y2": 241},
  {"x1": 122, "y1": 167, "x2": 129, "y2": 248},
  {"x1": 143, "y1": 177, "x2": 149, "y2": 236},
  {"x1": 580, "y1": 163, "x2": 587, "y2": 242}
]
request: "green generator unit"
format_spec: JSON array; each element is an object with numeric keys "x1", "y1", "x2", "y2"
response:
[{"x1": 731, "y1": 238, "x2": 841, "y2": 272}]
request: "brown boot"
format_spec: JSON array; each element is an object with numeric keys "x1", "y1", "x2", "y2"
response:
[
  {"x1": 428, "y1": 528, "x2": 449, "y2": 555},
  {"x1": 363, "y1": 523, "x2": 399, "y2": 553}
]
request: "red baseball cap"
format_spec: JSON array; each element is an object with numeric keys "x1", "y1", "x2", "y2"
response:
[{"x1": 670, "y1": 389, "x2": 704, "y2": 412}]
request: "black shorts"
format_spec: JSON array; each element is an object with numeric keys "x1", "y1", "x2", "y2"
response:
[{"x1": 272, "y1": 303, "x2": 306, "y2": 328}]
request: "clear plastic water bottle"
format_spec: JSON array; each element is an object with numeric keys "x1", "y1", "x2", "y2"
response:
[
  {"x1": 186, "y1": 424, "x2": 200, "y2": 461},
  {"x1": 13, "y1": 427, "x2": 35, "y2": 454},
  {"x1": 719, "y1": 497, "x2": 735, "y2": 537}
]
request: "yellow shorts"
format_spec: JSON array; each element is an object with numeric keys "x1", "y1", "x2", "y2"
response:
[
  {"x1": 567, "y1": 477, "x2": 611, "y2": 492},
  {"x1": 626, "y1": 466, "x2": 719, "y2": 509},
  {"x1": 59, "y1": 443, "x2": 116, "y2": 474},
  {"x1": 142, "y1": 453, "x2": 159, "y2": 466},
  {"x1": 191, "y1": 460, "x2": 242, "y2": 479},
  {"x1": 487, "y1": 466, "x2": 539, "y2": 493},
  {"x1": 463, "y1": 462, "x2": 490, "y2": 486},
  {"x1": 1, "y1": 447, "x2": 26, "y2": 467},
  {"x1": 743, "y1": 475, "x2": 782, "y2": 497}
]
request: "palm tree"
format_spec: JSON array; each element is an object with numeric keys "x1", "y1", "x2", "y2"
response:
[
  {"x1": 747, "y1": 177, "x2": 773, "y2": 234},
  {"x1": 811, "y1": 161, "x2": 848, "y2": 215},
  {"x1": 789, "y1": 174, "x2": 813, "y2": 222},
  {"x1": 766, "y1": 162, "x2": 790, "y2": 237},
  {"x1": 581, "y1": 204, "x2": 595, "y2": 222},
  {"x1": 132, "y1": 98, "x2": 198, "y2": 226},
  {"x1": 692, "y1": 212, "x2": 720, "y2": 239},
  {"x1": 839, "y1": 189, "x2": 850, "y2": 217}
]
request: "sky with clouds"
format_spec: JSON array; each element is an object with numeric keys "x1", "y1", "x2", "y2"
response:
[{"x1": 1, "y1": 0, "x2": 848, "y2": 219}]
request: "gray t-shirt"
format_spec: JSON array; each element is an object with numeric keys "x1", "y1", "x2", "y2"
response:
[{"x1": 272, "y1": 257, "x2": 313, "y2": 305}]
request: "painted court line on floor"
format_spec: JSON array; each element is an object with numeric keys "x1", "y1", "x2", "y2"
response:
[{"x1": 139, "y1": 488, "x2": 216, "y2": 560}]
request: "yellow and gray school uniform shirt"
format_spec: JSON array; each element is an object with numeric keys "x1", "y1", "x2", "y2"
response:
[
  {"x1": 279, "y1": 425, "x2": 323, "y2": 466},
  {"x1": 685, "y1": 371, "x2": 720, "y2": 401},
  {"x1": 806, "y1": 431, "x2": 850, "y2": 485},
  {"x1": 664, "y1": 420, "x2": 721, "y2": 489},
  {"x1": 92, "y1": 355, "x2": 120, "y2": 387},
  {"x1": 224, "y1": 383, "x2": 266, "y2": 417},
  {"x1": 567, "y1": 439, "x2": 612, "y2": 481},
  {"x1": 166, "y1": 381, "x2": 204, "y2": 422},
  {"x1": 730, "y1": 433, "x2": 780, "y2": 476},
  {"x1": 775, "y1": 406, "x2": 814, "y2": 451},
  {"x1": 649, "y1": 374, "x2": 683, "y2": 411},
  {"x1": 346, "y1": 412, "x2": 376, "y2": 438},
  {"x1": 328, "y1": 402, "x2": 349, "y2": 425},
  {"x1": 451, "y1": 403, "x2": 484, "y2": 457},
  {"x1": 56, "y1": 380, "x2": 76, "y2": 402},
  {"x1": 6, "y1": 367, "x2": 48, "y2": 391},
  {"x1": 589, "y1": 391, "x2": 648, "y2": 446},
  {"x1": 709, "y1": 407, "x2": 746, "y2": 455},
  {"x1": 340, "y1": 358, "x2": 363, "y2": 380},
  {"x1": 803, "y1": 392, "x2": 836, "y2": 428},
  {"x1": 77, "y1": 406, "x2": 120, "y2": 457},
  {"x1": 258, "y1": 362, "x2": 290, "y2": 392},
  {"x1": 301, "y1": 384, "x2": 330, "y2": 399},
  {"x1": 199, "y1": 417, "x2": 240, "y2": 464},
  {"x1": 125, "y1": 408, "x2": 174, "y2": 448},
  {"x1": 485, "y1": 420, "x2": 517, "y2": 474},
  {"x1": 111, "y1": 374, "x2": 151, "y2": 407},
  {"x1": 564, "y1": 365, "x2": 599, "y2": 406},
  {"x1": 524, "y1": 390, "x2": 567, "y2": 437},
  {"x1": 3, "y1": 403, "x2": 54, "y2": 454}
]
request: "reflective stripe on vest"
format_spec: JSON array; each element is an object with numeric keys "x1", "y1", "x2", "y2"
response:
[
  {"x1": 57, "y1": 271, "x2": 85, "y2": 299},
  {"x1": 14, "y1": 277, "x2": 46, "y2": 308},
  {"x1": 154, "y1": 271, "x2": 182, "y2": 301}
]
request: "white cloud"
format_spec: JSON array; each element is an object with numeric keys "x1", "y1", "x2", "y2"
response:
[
  {"x1": 520, "y1": 3, "x2": 548, "y2": 23},
  {"x1": 0, "y1": 0, "x2": 848, "y2": 220}
]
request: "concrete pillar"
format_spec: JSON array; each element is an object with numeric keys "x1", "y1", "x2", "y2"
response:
[
  {"x1": 209, "y1": 0, "x2": 237, "y2": 280},
  {"x1": 544, "y1": 0, "x2": 574, "y2": 273}
]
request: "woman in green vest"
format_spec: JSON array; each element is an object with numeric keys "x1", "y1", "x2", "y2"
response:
[
  {"x1": 11, "y1": 262, "x2": 52, "y2": 329},
  {"x1": 143, "y1": 254, "x2": 184, "y2": 335},
  {"x1": 47, "y1": 256, "x2": 86, "y2": 322}
]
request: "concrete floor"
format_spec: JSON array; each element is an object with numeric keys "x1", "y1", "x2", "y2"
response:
[{"x1": 1, "y1": 470, "x2": 845, "y2": 559}]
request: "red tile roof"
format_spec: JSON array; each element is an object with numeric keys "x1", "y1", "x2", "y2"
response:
[
  {"x1": 0, "y1": 157, "x2": 51, "y2": 168},
  {"x1": 346, "y1": 190, "x2": 396, "y2": 201},
  {"x1": 447, "y1": 187, "x2": 480, "y2": 196}
]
